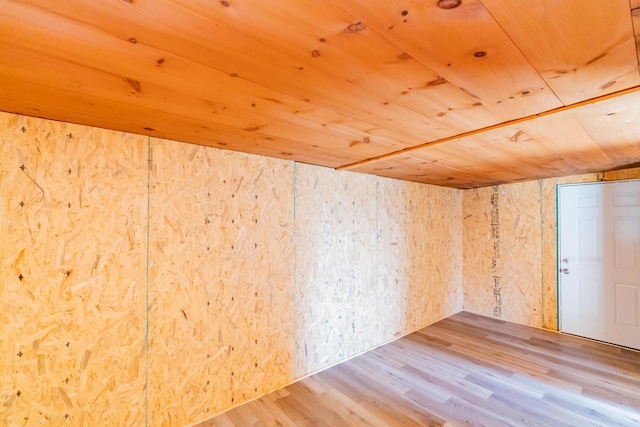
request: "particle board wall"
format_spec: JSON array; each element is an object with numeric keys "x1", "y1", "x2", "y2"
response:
[
  {"x1": 294, "y1": 165, "x2": 463, "y2": 377},
  {"x1": 293, "y1": 164, "x2": 379, "y2": 377},
  {"x1": 463, "y1": 168, "x2": 640, "y2": 330},
  {"x1": 463, "y1": 182, "x2": 543, "y2": 328},
  {"x1": 427, "y1": 186, "x2": 464, "y2": 325},
  {"x1": 378, "y1": 180, "x2": 463, "y2": 333},
  {"x1": 0, "y1": 112, "x2": 148, "y2": 425},
  {"x1": 1, "y1": 110, "x2": 465, "y2": 426},
  {"x1": 377, "y1": 177, "x2": 427, "y2": 336},
  {"x1": 147, "y1": 139, "x2": 294, "y2": 425}
]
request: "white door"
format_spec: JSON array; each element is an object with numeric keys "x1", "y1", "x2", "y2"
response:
[{"x1": 559, "y1": 181, "x2": 640, "y2": 350}]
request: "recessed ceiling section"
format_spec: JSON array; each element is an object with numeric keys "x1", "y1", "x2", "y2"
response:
[
  {"x1": 0, "y1": 0, "x2": 639, "y2": 188},
  {"x1": 345, "y1": 90, "x2": 640, "y2": 188}
]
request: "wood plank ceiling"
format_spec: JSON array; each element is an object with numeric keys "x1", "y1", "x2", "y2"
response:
[{"x1": 1, "y1": 0, "x2": 639, "y2": 188}]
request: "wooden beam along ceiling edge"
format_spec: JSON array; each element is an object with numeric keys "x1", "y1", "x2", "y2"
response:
[{"x1": 337, "y1": 84, "x2": 640, "y2": 171}]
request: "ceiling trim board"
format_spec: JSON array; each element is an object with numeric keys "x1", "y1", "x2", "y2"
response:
[{"x1": 337, "y1": 83, "x2": 640, "y2": 171}]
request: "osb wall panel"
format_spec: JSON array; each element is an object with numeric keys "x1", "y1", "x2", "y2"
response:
[
  {"x1": 463, "y1": 182, "x2": 543, "y2": 328},
  {"x1": 376, "y1": 178, "x2": 424, "y2": 337},
  {"x1": 462, "y1": 187, "x2": 495, "y2": 321},
  {"x1": 466, "y1": 168, "x2": 640, "y2": 331},
  {"x1": 377, "y1": 180, "x2": 463, "y2": 333},
  {"x1": 604, "y1": 167, "x2": 640, "y2": 181},
  {"x1": 295, "y1": 166, "x2": 463, "y2": 377},
  {"x1": 426, "y1": 185, "x2": 464, "y2": 325},
  {"x1": 147, "y1": 139, "x2": 294, "y2": 426},
  {"x1": 0, "y1": 112, "x2": 147, "y2": 425},
  {"x1": 293, "y1": 164, "x2": 378, "y2": 377},
  {"x1": 498, "y1": 181, "x2": 543, "y2": 327},
  {"x1": 0, "y1": 112, "x2": 464, "y2": 426}
]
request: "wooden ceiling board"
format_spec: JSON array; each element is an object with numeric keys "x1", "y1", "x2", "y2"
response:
[
  {"x1": 168, "y1": 0, "x2": 523, "y2": 143},
  {"x1": 516, "y1": 116, "x2": 614, "y2": 170},
  {"x1": 0, "y1": 3, "x2": 343, "y2": 126},
  {"x1": 348, "y1": 92, "x2": 640, "y2": 188},
  {"x1": 0, "y1": 43, "x2": 398, "y2": 167},
  {"x1": 434, "y1": 133, "x2": 558, "y2": 178},
  {"x1": 344, "y1": 132, "x2": 546, "y2": 188},
  {"x1": 481, "y1": 0, "x2": 640, "y2": 104},
  {"x1": 1, "y1": 0, "x2": 640, "y2": 188},
  {"x1": 10, "y1": 0, "x2": 485, "y2": 148},
  {"x1": 3, "y1": 1, "x2": 472, "y2": 164},
  {"x1": 329, "y1": 0, "x2": 564, "y2": 120},
  {"x1": 0, "y1": 75, "x2": 370, "y2": 167},
  {"x1": 188, "y1": 0, "x2": 505, "y2": 135},
  {"x1": 452, "y1": 124, "x2": 609, "y2": 179},
  {"x1": 412, "y1": 144, "x2": 533, "y2": 184},
  {"x1": 0, "y1": 0, "x2": 431, "y2": 158},
  {"x1": 570, "y1": 91, "x2": 640, "y2": 164},
  {"x1": 345, "y1": 151, "x2": 511, "y2": 189},
  {"x1": 394, "y1": 133, "x2": 571, "y2": 187},
  {"x1": 633, "y1": 1, "x2": 640, "y2": 71},
  {"x1": 171, "y1": 0, "x2": 451, "y2": 123}
]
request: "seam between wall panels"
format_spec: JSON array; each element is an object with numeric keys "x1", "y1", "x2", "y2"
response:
[
  {"x1": 555, "y1": 184, "x2": 561, "y2": 331},
  {"x1": 292, "y1": 161, "x2": 297, "y2": 378},
  {"x1": 428, "y1": 185, "x2": 432, "y2": 315},
  {"x1": 375, "y1": 178, "x2": 379, "y2": 316},
  {"x1": 145, "y1": 136, "x2": 151, "y2": 427},
  {"x1": 539, "y1": 180, "x2": 544, "y2": 329}
]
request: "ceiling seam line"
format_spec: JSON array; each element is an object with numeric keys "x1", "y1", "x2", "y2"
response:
[
  {"x1": 478, "y1": 0, "x2": 565, "y2": 104},
  {"x1": 336, "y1": 83, "x2": 640, "y2": 171},
  {"x1": 631, "y1": 5, "x2": 640, "y2": 78}
]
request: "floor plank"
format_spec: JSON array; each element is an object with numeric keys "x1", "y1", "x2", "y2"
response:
[{"x1": 198, "y1": 312, "x2": 640, "y2": 426}]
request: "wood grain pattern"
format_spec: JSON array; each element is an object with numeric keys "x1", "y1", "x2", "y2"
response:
[
  {"x1": 347, "y1": 90, "x2": 640, "y2": 188},
  {"x1": 0, "y1": 0, "x2": 473, "y2": 161},
  {"x1": 331, "y1": 0, "x2": 562, "y2": 120},
  {"x1": 631, "y1": 0, "x2": 640, "y2": 71},
  {"x1": 571, "y1": 91, "x2": 640, "y2": 163},
  {"x1": 197, "y1": 312, "x2": 640, "y2": 427},
  {"x1": 1, "y1": 0, "x2": 639, "y2": 188},
  {"x1": 481, "y1": 0, "x2": 640, "y2": 104}
]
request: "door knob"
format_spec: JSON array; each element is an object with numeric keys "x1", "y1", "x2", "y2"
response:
[
  {"x1": 562, "y1": 258, "x2": 569, "y2": 264},
  {"x1": 560, "y1": 268, "x2": 569, "y2": 274}
]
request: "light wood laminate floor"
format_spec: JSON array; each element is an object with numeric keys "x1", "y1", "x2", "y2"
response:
[{"x1": 199, "y1": 312, "x2": 640, "y2": 426}]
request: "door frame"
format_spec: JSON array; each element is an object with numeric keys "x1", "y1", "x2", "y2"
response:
[{"x1": 556, "y1": 179, "x2": 640, "y2": 337}]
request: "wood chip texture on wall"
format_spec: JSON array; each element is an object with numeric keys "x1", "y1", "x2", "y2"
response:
[
  {"x1": 0, "y1": 111, "x2": 464, "y2": 426},
  {"x1": 294, "y1": 166, "x2": 463, "y2": 377},
  {"x1": 0, "y1": 113, "x2": 148, "y2": 425},
  {"x1": 147, "y1": 139, "x2": 295, "y2": 424},
  {"x1": 463, "y1": 168, "x2": 640, "y2": 330}
]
